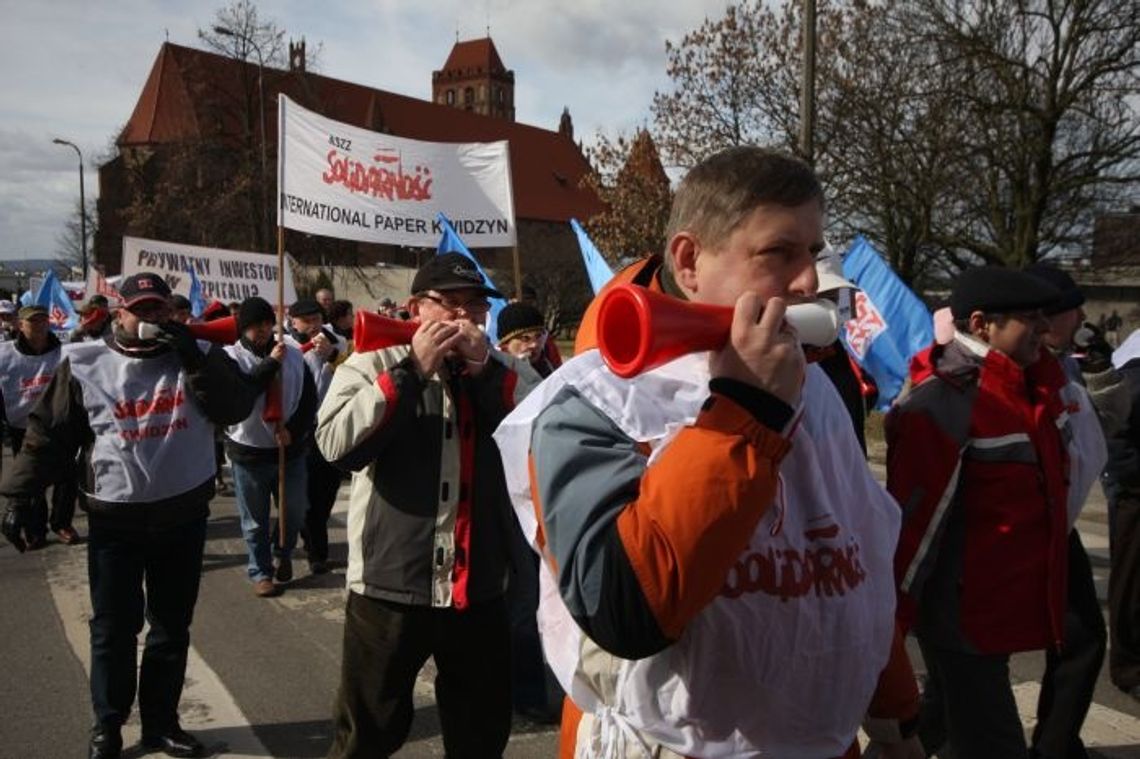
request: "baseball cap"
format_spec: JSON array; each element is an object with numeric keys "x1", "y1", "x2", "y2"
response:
[
  {"x1": 411, "y1": 253, "x2": 504, "y2": 299},
  {"x1": 0, "y1": 301, "x2": 15, "y2": 316},
  {"x1": 119, "y1": 273, "x2": 172, "y2": 309}
]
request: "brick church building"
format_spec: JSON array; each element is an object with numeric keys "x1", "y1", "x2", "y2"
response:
[{"x1": 96, "y1": 36, "x2": 603, "y2": 313}]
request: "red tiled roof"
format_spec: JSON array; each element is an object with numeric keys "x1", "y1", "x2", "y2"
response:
[
  {"x1": 438, "y1": 37, "x2": 508, "y2": 77},
  {"x1": 118, "y1": 43, "x2": 601, "y2": 224}
]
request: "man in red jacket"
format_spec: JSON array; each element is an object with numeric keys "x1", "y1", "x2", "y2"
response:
[{"x1": 888, "y1": 266, "x2": 1069, "y2": 757}]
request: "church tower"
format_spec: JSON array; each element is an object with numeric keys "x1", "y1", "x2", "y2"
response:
[{"x1": 432, "y1": 37, "x2": 515, "y2": 121}]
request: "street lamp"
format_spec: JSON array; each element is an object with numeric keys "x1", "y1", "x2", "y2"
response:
[
  {"x1": 214, "y1": 25, "x2": 270, "y2": 251},
  {"x1": 52, "y1": 138, "x2": 87, "y2": 278}
]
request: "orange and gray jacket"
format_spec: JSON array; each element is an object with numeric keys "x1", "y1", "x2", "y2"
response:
[
  {"x1": 316, "y1": 345, "x2": 538, "y2": 608},
  {"x1": 889, "y1": 336, "x2": 1071, "y2": 654}
]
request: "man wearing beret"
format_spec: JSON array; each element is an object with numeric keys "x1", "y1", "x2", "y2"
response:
[
  {"x1": 887, "y1": 266, "x2": 1075, "y2": 756},
  {"x1": 0, "y1": 303, "x2": 78, "y2": 546},
  {"x1": 317, "y1": 252, "x2": 539, "y2": 758},
  {"x1": 0, "y1": 273, "x2": 259, "y2": 759},
  {"x1": 286, "y1": 296, "x2": 345, "y2": 575}
]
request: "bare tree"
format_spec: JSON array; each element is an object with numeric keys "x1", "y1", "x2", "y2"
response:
[
  {"x1": 650, "y1": 0, "x2": 1140, "y2": 288},
  {"x1": 55, "y1": 197, "x2": 96, "y2": 273},
  {"x1": 914, "y1": 0, "x2": 1140, "y2": 268},
  {"x1": 197, "y1": 0, "x2": 287, "y2": 66},
  {"x1": 651, "y1": 3, "x2": 792, "y2": 169}
]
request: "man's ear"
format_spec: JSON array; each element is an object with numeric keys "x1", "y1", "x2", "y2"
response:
[
  {"x1": 967, "y1": 311, "x2": 989, "y2": 341},
  {"x1": 667, "y1": 232, "x2": 701, "y2": 294},
  {"x1": 406, "y1": 297, "x2": 421, "y2": 320}
]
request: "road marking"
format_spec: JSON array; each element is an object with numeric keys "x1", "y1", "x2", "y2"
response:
[
  {"x1": 45, "y1": 532, "x2": 269, "y2": 758},
  {"x1": 1013, "y1": 681, "x2": 1140, "y2": 756}
]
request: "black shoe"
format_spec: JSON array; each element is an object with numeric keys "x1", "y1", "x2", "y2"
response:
[
  {"x1": 309, "y1": 559, "x2": 329, "y2": 575},
  {"x1": 141, "y1": 727, "x2": 205, "y2": 758},
  {"x1": 274, "y1": 556, "x2": 293, "y2": 583},
  {"x1": 89, "y1": 725, "x2": 122, "y2": 759}
]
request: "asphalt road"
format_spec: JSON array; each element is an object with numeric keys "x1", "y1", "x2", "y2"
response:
[{"x1": 2, "y1": 455, "x2": 1140, "y2": 758}]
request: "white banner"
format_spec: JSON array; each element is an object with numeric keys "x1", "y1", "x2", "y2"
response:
[
  {"x1": 277, "y1": 95, "x2": 516, "y2": 248},
  {"x1": 121, "y1": 237, "x2": 297, "y2": 308}
]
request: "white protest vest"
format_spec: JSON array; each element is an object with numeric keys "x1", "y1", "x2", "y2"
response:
[
  {"x1": 494, "y1": 352, "x2": 901, "y2": 758},
  {"x1": 1060, "y1": 380, "x2": 1108, "y2": 528},
  {"x1": 223, "y1": 341, "x2": 306, "y2": 449},
  {"x1": 285, "y1": 333, "x2": 336, "y2": 401},
  {"x1": 65, "y1": 341, "x2": 217, "y2": 503},
  {"x1": 0, "y1": 340, "x2": 62, "y2": 429}
]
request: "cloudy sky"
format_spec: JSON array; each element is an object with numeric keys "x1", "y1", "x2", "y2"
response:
[{"x1": 0, "y1": 0, "x2": 729, "y2": 263}]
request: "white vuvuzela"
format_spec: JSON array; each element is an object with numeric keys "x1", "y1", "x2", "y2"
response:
[
  {"x1": 136, "y1": 322, "x2": 163, "y2": 341},
  {"x1": 784, "y1": 299, "x2": 841, "y2": 347}
]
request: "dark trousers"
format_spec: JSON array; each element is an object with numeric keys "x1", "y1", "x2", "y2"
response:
[
  {"x1": 918, "y1": 639, "x2": 1028, "y2": 758},
  {"x1": 506, "y1": 519, "x2": 563, "y2": 720},
  {"x1": 9, "y1": 427, "x2": 76, "y2": 533},
  {"x1": 328, "y1": 593, "x2": 512, "y2": 759},
  {"x1": 1108, "y1": 484, "x2": 1140, "y2": 691},
  {"x1": 1032, "y1": 531, "x2": 1106, "y2": 759},
  {"x1": 88, "y1": 514, "x2": 207, "y2": 734},
  {"x1": 302, "y1": 449, "x2": 341, "y2": 563}
]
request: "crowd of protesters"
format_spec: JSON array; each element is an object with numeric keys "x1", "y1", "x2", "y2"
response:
[{"x1": 1, "y1": 146, "x2": 1139, "y2": 759}]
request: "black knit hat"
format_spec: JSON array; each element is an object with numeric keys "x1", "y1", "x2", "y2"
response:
[
  {"x1": 289, "y1": 298, "x2": 323, "y2": 318},
  {"x1": 1024, "y1": 264, "x2": 1085, "y2": 315},
  {"x1": 497, "y1": 303, "x2": 546, "y2": 345},
  {"x1": 238, "y1": 297, "x2": 276, "y2": 333},
  {"x1": 411, "y1": 253, "x2": 504, "y2": 299},
  {"x1": 950, "y1": 266, "x2": 1061, "y2": 319}
]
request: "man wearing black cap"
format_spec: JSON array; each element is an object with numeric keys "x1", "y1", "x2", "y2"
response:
[
  {"x1": 887, "y1": 266, "x2": 1077, "y2": 757},
  {"x1": 0, "y1": 303, "x2": 77, "y2": 546},
  {"x1": 286, "y1": 296, "x2": 344, "y2": 575},
  {"x1": 316, "y1": 252, "x2": 539, "y2": 758},
  {"x1": 0, "y1": 272, "x2": 258, "y2": 759},
  {"x1": 224, "y1": 297, "x2": 317, "y2": 597}
]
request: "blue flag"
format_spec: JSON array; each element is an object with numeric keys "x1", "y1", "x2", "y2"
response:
[
  {"x1": 840, "y1": 236, "x2": 933, "y2": 409},
  {"x1": 34, "y1": 269, "x2": 79, "y2": 331},
  {"x1": 186, "y1": 265, "x2": 206, "y2": 319},
  {"x1": 570, "y1": 219, "x2": 615, "y2": 295},
  {"x1": 436, "y1": 213, "x2": 508, "y2": 343}
]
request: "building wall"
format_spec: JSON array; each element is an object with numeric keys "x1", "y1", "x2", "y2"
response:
[{"x1": 431, "y1": 72, "x2": 515, "y2": 121}]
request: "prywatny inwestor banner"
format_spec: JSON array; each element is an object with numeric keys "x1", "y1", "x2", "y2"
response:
[
  {"x1": 121, "y1": 237, "x2": 298, "y2": 307},
  {"x1": 277, "y1": 95, "x2": 516, "y2": 248}
]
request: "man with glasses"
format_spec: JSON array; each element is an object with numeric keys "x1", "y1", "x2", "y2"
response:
[
  {"x1": 0, "y1": 273, "x2": 258, "y2": 759},
  {"x1": 887, "y1": 266, "x2": 1075, "y2": 757},
  {"x1": 316, "y1": 252, "x2": 539, "y2": 759}
]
